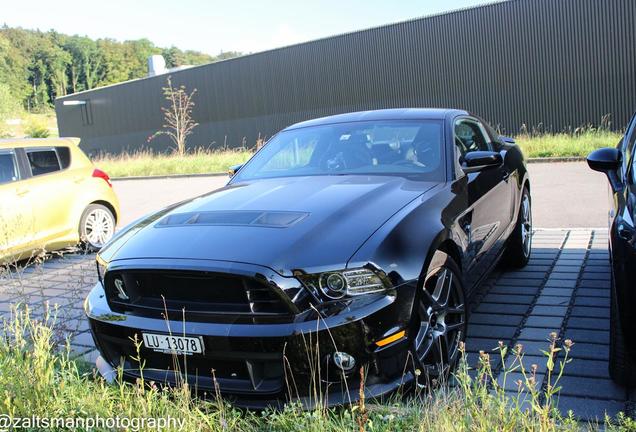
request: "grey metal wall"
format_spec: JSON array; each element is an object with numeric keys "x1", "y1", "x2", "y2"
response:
[{"x1": 55, "y1": 0, "x2": 636, "y2": 155}]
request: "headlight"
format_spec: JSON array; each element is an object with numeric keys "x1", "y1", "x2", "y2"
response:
[
  {"x1": 300, "y1": 268, "x2": 390, "y2": 299},
  {"x1": 96, "y1": 254, "x2": 108, "y2": 284}
]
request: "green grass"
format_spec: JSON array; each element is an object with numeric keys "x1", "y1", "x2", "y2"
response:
[
  {"x1": 93, "y1": 148, "x2": 253, "y2": 178},
  {"x1": 515, "y1": 130, "x2": 621, "y2": 158},
  {"x1": 1, "y1": 308, "x2": 633, "y2": 431},
  {"x1": 92, "y1": 131, "x2": 623, "y2": 178}
]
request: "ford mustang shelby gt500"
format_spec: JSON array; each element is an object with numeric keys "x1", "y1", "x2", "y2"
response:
[{"x1": 86, "y1": 108, "x2": 531, "y2": 407}]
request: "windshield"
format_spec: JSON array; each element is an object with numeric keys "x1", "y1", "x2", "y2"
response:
[{"x1": 233, "y1": 120, "x2": 446, "y2": 182}]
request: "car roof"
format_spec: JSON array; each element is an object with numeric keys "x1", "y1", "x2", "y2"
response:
[
  {"x1": 0, "y1": 137, "x2": 81, "y2": 150},
  {"x1": 284, "y1": 108, "x2": 469, "y2": 130}
]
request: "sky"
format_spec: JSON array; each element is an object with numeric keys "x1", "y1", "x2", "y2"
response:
[{"x1": 1, "y1": 0, "x2": 490, "y2": 55}]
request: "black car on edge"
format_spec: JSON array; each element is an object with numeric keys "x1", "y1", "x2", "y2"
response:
[
  {"x1": 86, "y1": 108, "x2": 532, "y2": 408},
  {"x1": 587, "y1": 111, "x2": 636, "y2": 386}
]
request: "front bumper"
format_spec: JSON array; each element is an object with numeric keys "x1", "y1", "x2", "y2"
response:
[{"x1": 85, "y1": 277, "x2": 418, "y2": 408}]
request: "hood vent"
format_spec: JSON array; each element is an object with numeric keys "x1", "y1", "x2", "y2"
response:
[{"x1": 157, "y1": 210, "x2": 309, "y2": 228}]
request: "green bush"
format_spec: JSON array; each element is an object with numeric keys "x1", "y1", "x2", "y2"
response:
[{"x1": 24, "y1": 119, "x2": 51, "y2": 138}]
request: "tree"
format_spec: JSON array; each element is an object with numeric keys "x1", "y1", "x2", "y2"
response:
[
  {"x1": 28, "y1": 50, "x2": 51, "y2": 108},
  {"x1": 216, "y1": 50, "x2": 243, "y2": 61},
  {"x1": 163, "y1": 46, "x2": 216, "y2": 68},
  {"x1": 162, "y1": 46, "x2": 186, "y2": 68},
  {"x1": 183, "y1": 49, "x2": 215, "y2": 66},
  {"x1": 124, "y1": 38, "x2": 161, "y2": 78},
  {"x1": 0, "y1": 25, "x2": 241, "y2": 112},
  {"x1": 27, "y1": 36, "x2": 71, "y2": 109},
  {"x1": 62, "y1": 36, "x2": 103, "y2": 92},
  {"x1": 0, "y1": 83, "x2": 19, "y2": 121},
  {"x1": 42, "y1": 32, "x2": 72, "y2": 99},
  {"x1": 148, "y1": 76, "x2": 198, "y2": 155},
  {"x1": 0, "y1": 32, "x2": 29, "y2": 105},
  {"x1": 96, "y1": 39, "x2": 131, "y2": 85}
]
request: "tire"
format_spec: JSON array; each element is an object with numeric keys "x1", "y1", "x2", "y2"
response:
[
  {"x1": 609, "y1": 271, "x2": 636, "y2": 386},
  {"x1": 503, "y1": 186, "x2": 532, "y2": 268},
  {"x1": 410, "y1": 251, "x2": 466, "y2": 385},
  {"x1": 79, "y1": 204, "x2": 116, "y2": 251}
]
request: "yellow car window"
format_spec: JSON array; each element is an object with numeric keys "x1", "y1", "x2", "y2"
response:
[
  {"x1": 26, "y1": 149, "x2": 61, "y2": 176},
  {"x1": 0, "y1": 151, "x2": 19, "y2": 184}
]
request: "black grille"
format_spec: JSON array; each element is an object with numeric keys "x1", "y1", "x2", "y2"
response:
[
  {"x1": 95, "y1": 329, "x2": 285, "y2": 395},
  {"x1": 104, "y1": 270, "x2": 293, "y2": 321}
]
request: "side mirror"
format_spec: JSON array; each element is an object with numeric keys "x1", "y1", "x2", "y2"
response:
[
  {"x1": 587, "y1": 147, "x2": 621, "y2": 172},
  {"x1": 461, "y1": 151, "x2": 503, "y2": 174},
  {"x1": 228, "y1": 164, "x2": 243, "y2": 178},
  {"x1": 587, "y1": 147, "x2": 623, "y2": 192}
]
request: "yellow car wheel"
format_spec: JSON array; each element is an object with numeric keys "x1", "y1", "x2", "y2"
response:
[{"x1": 79, "y1": 204, "x2": 115, "y2": 251}]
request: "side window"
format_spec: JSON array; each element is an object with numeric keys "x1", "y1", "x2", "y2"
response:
[
  {"x1": 454, "y1": 119, "x2": 492, "y2": 159},
  {"x1": 55, "y1": 147, "x2": 71, "y2": 169},
  {"x1": 0, "y1": 150, "x2": 19, "y2": 184},
  {"x1": 26, "y1": 149, "x2": 61, "y2": 176}
]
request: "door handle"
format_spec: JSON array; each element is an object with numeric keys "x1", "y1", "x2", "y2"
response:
[
  {"x1": 502, "y1": 170, "x2": 511, "y2": 182},
  {"x1": 459, "y1": 213, "x2": 473, "y2": 240},
  {"x1": 16, "y1": 188, "x2": 29, "y2": 197}
]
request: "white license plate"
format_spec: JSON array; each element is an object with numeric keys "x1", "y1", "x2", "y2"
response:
[{"x1": 142, "y1": 332, "x2": 204, "y2": 355}]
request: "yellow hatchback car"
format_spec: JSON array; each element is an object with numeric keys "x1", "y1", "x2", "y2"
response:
[{"x1": 0, "y1": 138, "x2": 120, "y2": 263}]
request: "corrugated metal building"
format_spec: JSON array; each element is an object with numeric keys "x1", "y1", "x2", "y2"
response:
[{"x1": 55, "y1": 0, "x2": 636, "y2": 155}]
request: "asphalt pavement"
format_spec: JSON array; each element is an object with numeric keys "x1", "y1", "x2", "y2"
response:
[
  {"x1": 113, "y1": 162, "x2": 610, "y2": 229},
  {"x1": 528, "y1": 162, "x2": 609, "y2": 228}
]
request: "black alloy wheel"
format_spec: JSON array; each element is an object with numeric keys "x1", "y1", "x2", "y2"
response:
[
  {"x1": 411, "y1": 251, "x2": 466, "y2": 385},
  {"x1": 503, "y1": 187, "x2": 532, "y2": 268}
]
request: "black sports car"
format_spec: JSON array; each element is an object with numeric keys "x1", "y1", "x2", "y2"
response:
[
  {"x1": 86, "y1": 108, "x2": 532, "y2": 407},
  {"x1": 587, "y1": 112, "x2": 636, "y2": 386}
]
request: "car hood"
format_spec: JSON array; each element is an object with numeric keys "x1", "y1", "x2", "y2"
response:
[{"x1": 100, "y1": 175, "x2": 438, "y2": 274}]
